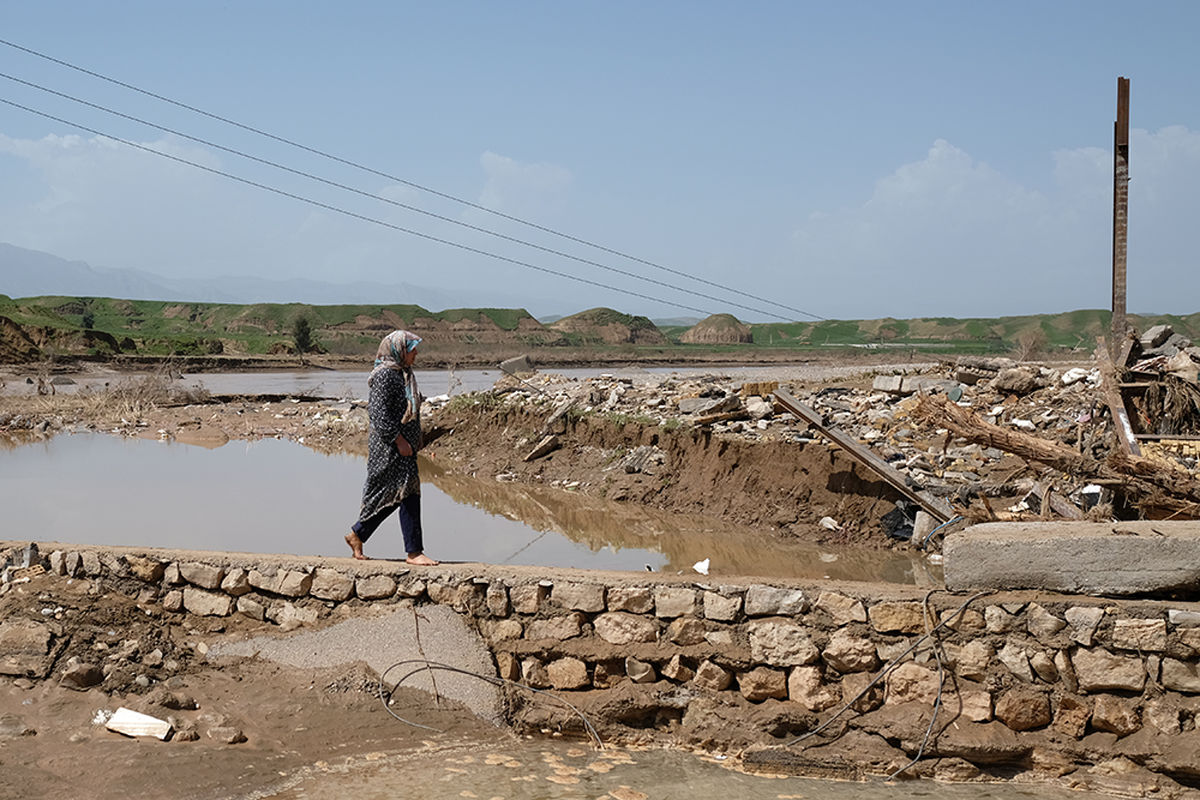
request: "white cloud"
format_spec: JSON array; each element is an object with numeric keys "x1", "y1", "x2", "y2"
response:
[
  {"x1": 476, "y1": 151, "x2": 572, "y2": 219},
  {"x1": 791, "y1": 129, "x2": 1200, "y2": 319}
]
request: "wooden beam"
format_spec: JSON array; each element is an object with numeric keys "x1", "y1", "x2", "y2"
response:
[
  {"x1": 773, "y1": 389, "x2": 955, "y2": 523},
  {"x1": 1096, "y1": 337, "x2": 1142, "y2": 456}
]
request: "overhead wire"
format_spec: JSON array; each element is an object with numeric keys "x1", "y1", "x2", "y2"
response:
[
  {"x1": 0, "y1": 37, "x2": 826, "y2": 322},
  {"x1": 0, "y1": 95, "x2": 716, "y2": 318},
  {"x1": 0, "y1": 71, "x2": 796, "y2": 323}
]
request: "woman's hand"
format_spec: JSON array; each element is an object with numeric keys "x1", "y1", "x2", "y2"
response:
[{"x1": 395, "y1": 435, "x2": 414, "y2": 457}]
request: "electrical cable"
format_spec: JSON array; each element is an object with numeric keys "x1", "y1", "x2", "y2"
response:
[
  {"x1": 0, "y1": 37, "x2": 826, "y2": 322},
  {"x1": 0, "y1": 71, "x2": 796, "y2": 323},
  {"x1": 0, "y1": 95, "x2": 717, "y2": 318}
]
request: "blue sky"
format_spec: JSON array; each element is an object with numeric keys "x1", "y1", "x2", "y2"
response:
[{"x1": 1, "y1": 1, "x2": 1198, "y2": 320}]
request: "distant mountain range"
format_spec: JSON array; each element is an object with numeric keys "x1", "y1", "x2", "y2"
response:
[{"x1": 0, "y1": 242, "x2": 527, "y2": 310}]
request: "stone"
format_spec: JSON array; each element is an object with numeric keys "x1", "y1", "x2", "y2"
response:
[
  {"x1": 1112, "y1": 619, "x2": 1167, "y2": 652},
  {"x1": 873, "y1": 375, "x2": 904, "y2": 394},
  {"x1": 521, "y1": 659, "x2": 550, "y2": 688},
  {"x1": 885, "y1": 663, "x2": 940, "y2": 705},
  {"x1": 179, "y1": 562, "x2": 224, "y2": 590},
  {"x1": 703, "y1": 591, "x2": 742, "y2": 621},
  {"x1": 81, "y1": 551, "x2": 102, "y2": 575},
  {"x1": 355, "y1": 575, "x2": 396, "y2": 600},
  {"x1": 1071, "y1": 648, "x2": 1146, "y2": 693},
  {"x1": 510, "y1": 584, "x2": 547, "y2": 614},
  {"x1": 814, "y1": 591, "x2": 866, "y2": 624},
  {"x1": 274, "y1": 570, "x2": 313, "y2": 598},
  {"x1": 625, "y1": 657, "x2": 656, "y2": 684},
  {"x1": 486, "y1": 619, "x2": 523, "y2": 643},
  {"x1": 524, "y1": 614, "x2": 583, "y2": 641},
  {"x1": 1030, "y1": 651, "x2": 1059, "y2": 682},
  {"x1": 100, "y1": 554, "x2": 128, "y2": 576},
  {"x1": 395, "y1": 578, "x2": 427, "y2": 599},
  {"x1": 654, "y1": 587, "x2": 698, "y2": 618},
  {"x1": 552, "y1": 582, "x2": 605, "y2": 612},
  {"x1": 546, "y1": 657, "x2": 589, "y2": 689},
  {"x1": 666, "y1": 617, "x2": 707, "y2": 646},
  {"x1": 309, "y1": 568, "x2": 353, "y2": 601},
  {"x1": 162, "y1": 562, "x2": 183, "y2": 585},
  {"x1": 739, "y1": 667, "x2": 787, "y2": 702},
  {"x1": 1053, "y1": 695, "x2": 1091, "y2": 738},
  {"x1": 48, "y1": 550, "x2": 66, "y2": 575},
  {"x1": 594, "y1": 612, "x2": 658, "y2": 645},
  {"x1": 1065, "y1": 606, "x2": 1105, "y2": 646},
  {"x1": 486, "y1": 583, "x2": 510, "y2": 616},
  {"x1": 207, "y1": 726, "x2": 247, "y2": 744},
  {"x1": 693, "y1": 660, "x2": 733, "y2": 691},
  {"x1": 1168, "y1": 609, "x2": 1200, "y2": 627},
  {"x1": 220, "y1": 568, "x2": 254, "y2": 597},
  {"x1": 941, "y1": 608, "x2": 985, "y2": 632},
  {"x1": 1026, "y1": 604, "x2": 1067, "y2": 638},
  {"x1": 662, "y1": 655, "x2": 695, "y2": 683},
  {"x1": 1091, "y1": 695, "x2": 1141, "y2": 737},
  {"x1": 959, "y1": 690, "x2": 993, "y2": 722},
  {"x1": 868, "y1": 601, "x2": 923, "y2": 634},
  {"x1": 60, "y1": 663, "x2": 104, "y2": 691},
  {"x1": 748, "y1": 621, "x2": 818, "y2": 667},
  {"x1": 592, "y1": 660, "x2": 624, "y2": 688},
  {"x1": 840, "y1": 672, "x2": 884, "y2": 713},
  {"x1": 64, "y1": 551, "x2": 82, "y2": 577},
  {"x1": 162, "y1": 590, "x2": 184, "y2": 613},
  {"x1": 494, "y1": 652, "x2": 520, "y2": 682},
  {"x1": 788, "y1": 666, "x2": 839, "y2": 711},
  {"x1": 950, "y1": 640, "x2": 993, "y2": 681},
  {"x1": 126, "y1": 556, "x2": 165, "y2": 583},
  {"x1": 1144, "y1": 698, "x2": 1182, "y2": 734},
  {"x1": 182, "y1": 587, "x2": 233, "y2": 617},
  {"x1": 984, "y1": 606, "x2": 1018, "y2": 633},
  {"x1": 1161, "y1": 658, "x2": 1200, "y2": 693},
  {"x1": 993, "y1": 367, "x2": 1040, "y2": 395},
  {"x1": 822, "y1": 630, "x2": 877, "y2": 673},
  {"x1": 944, "y1": 521, "x2": 1200, "y2": 596},
  {"x1": 237, "y1": 596, "x2": 265, "y2": 621},
  {"x1": 994, "y1": 687, "x2": 1052, "y2": 731},
  {"x1": 266, "y1": 602, "x2": 319, "y2": 629},
  {"x1": 0, "y1": 713, "x2": 35, "y2": 738},
  {"x1": 705, "y1": 630, "x2": 734, "y2": 647},
  {"x1": 998, "y1": 643, "x2": 1034, "y2": 682},
  {"x1": 745, "y1": 586, "x2": 808, "y2": 617},
  {"x1": 607, "y1": 586, "x2": 653, "y2": 613}
]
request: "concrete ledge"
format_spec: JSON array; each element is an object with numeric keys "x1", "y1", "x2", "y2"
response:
[{"x1": 944, "y1": 521, "x2": 1200, "y2": 596}]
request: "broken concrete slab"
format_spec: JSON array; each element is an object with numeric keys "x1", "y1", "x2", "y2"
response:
[
  {"x1": 944, "y1": 521, "x2": 1200, "y2": 596},
  {"x1": 106, "y1": 707, "x2": 173, "y2": 740}
]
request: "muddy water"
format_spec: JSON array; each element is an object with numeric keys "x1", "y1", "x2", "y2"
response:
[{"x1": 2, "y1": 432, "x2": 937, "y2": 582}]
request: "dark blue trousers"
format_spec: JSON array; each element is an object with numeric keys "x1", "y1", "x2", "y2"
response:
[{"x1": 352, "y1": 494, "x2": 423, "y2": 554}]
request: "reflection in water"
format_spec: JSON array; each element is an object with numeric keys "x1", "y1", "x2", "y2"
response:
[{"x1": 2, "y1": 433, "x2": 938, "y2": 583}]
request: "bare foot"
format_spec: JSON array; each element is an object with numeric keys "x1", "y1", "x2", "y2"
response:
[
  {"x1": 406, "y1": 552, "x2": 439, "y2": 566},
  {"x1": 345, "y1": 532, "x2": 369, "y2": 560}
]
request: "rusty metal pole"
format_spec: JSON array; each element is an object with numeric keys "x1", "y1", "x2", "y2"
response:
[{"x1": 1111, "y1": 76, "x2": 1130, "y2": 358}]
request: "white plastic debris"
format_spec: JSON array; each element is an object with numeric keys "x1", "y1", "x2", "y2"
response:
[
  {"x1": 1011, "y1": 419, "x2": 1036, "y2": 431},
  {"x1": 819, "y1": 516, "x2": 841, "y2": 531},
  {"x1": 105, "y1": 707, "x2": 172, "y2": 740},
  {"x1": 692, "y1": 558, "x2": 711, "y2": 575}
]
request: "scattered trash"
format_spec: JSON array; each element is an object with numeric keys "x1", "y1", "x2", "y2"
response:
[
  {"x1": 105, "y1": 707, "x2": 173, "y2": 740},
  {"x1": 692, "y1": 558, "x2": 710, "y2": 575},
  {"x1": 818, "y1": 516, "x2": 841, "y2": 531}
]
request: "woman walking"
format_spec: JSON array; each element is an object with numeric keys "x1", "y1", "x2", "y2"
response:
[{"x1": 345, "y1": 330, "x2": 438, "y2": 565}]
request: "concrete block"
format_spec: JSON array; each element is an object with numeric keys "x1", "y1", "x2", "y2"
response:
[{"x1": 944, "y1": 522, "x2": 1200, "y2": 596}]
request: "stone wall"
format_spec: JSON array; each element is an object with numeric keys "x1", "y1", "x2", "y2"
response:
[{"x1": 6, "y1": 541, "x2": 1200, "y2": 795}]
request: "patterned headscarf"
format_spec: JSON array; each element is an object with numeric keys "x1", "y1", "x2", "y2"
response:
[{"x1": 368, "y1": 330, "x2": 422, "y2": 423}]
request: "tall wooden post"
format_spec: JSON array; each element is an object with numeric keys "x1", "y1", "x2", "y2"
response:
[{"x1": 1111, "y1": 77, "x2": 1130, "y2": 358}]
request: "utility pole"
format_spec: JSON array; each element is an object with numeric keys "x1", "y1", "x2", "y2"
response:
[{"x1": 1111, "y1": 76, "x2": 1130, "y2": 357}]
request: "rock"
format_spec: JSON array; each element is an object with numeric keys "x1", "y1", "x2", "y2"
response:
[
  {"x1": 1112, "y1": 619, "x2": 1167, "y2": 652},
  {"x1": 702, "y1": 591, "x2": 742, "y2": 621},
  {"x1": 867, "y1": 601, "x2": 923, "y2": 634},
  {"x1": 126, "y1": 556, "x2": 165, "y2": 583},
  {"x1": 179, "y1": 562, "x2": 225, "y2": 590},
  {"x1": 546, "y1": 657, "x2": 589, "y2": 689},
  {"x1": 552, "y1": 582, "x2": 605, "y2": 612},
  {"x1": 1025, "y1": 604, "x2": 1066, "y2": 638},
  {"x1": 1168, "y1": 609, "x2": 1200, "y2": 627},
  {"x1": 998, "y1": 643, "x2": 1034, "y2": 682},
  {"x1": 607, "y1": 586, "x2": 653, "y2": 613},
  {"x1": 81, "y1": 551, "x2": 102, "y2": 575},
  {"x1": 219, "y1": 568, "x2": 253, "y2": 597},
  {"x1": 662, "y1": 655, "x2": 695, "y2": 683},
  {"x1": 60, "y1": 663, "x2": 104, "y2": 691},
  {"x1": 237, "y1": 596, "x2": 265, "y2": 621},
  {"x1": 994, "y1": 687, "x2": 1052, "y2": 731},
  {"x1": 822, "y1": 630, "x2": 877, "y2": 673},
  {"x1": 654, "y1": 587, "x2": 698, "y2": 618},
  {"x1": 787, "y1": 666, "x2": 839, "y2": 711},
  {"x1": 1091, "y1": 695, "x2": 1141, "y2": 737},
  {"x1": 840, "y1": 672, "x2": 884, "y2": 713},
  {"x1": 267, "y1": 602, "x2": 319, "y2": 629},
  {"x1": 873, "y1": 375, "x2": 905, "y2": 394},
  {"x1": 355, "y1": 575, "x2": 396, "y2": 600},
  {"x1": 693, "y1": 661, "x2": 733, "y2": 691},
  {"x1": 1029, "y1": 651, "x2": 1059, "y2": 682},
  {"x1": 274, "y1": 570, "x2": 313, "y2": 598},
  {"x1": 182, "y1": 587, "x2": 233, "y2": 617},
  {"x1": 959, "y1": 689, "x2": 993, "y2": 722},
  {"x1": 1052, "y1": 695, "x2": 1091, "y2": 738},
  {"x1": 162, "y1": 562, "x2": 183, "y2": 585},
  {"x1": 522, "y1": 434, "x2": 559, "y2": 462},
  {"x1": 0, "y1": 714, "x2": 35, "y2": 738},
  {"x1": 594, "y1": 612, "x2": 658, "y2": 645},
  {"x1": 499, "y1": 354, "x2": 535, "y2": 375},
  {"x1": 885, "y1": 663, "x2": 939, "y2": 705},
  {"x1": 666, "y1": 617, "x2": 707, "y2": 646},
  {"x1": 1071, "y1": 648, "x2": 1146, "y2": 693},
  {"x1": 984, "y1": 605, "x2": 1018, "y2": 633},
  {"x1": 509, "y1": 584, "x2": 547, "y2": 614},
  {"x1": 525, "y1": 614, "x2": 584, "y2": 641},
  {"x1": 0, "y1": 621, "x2": 51, "y2": 676},
  {"x1": 309, "y1": 568, "x2": 354, "y2": 601},
  {"x1": 485, "y1": 619, "x2": 523, "y2": 643},
  {"x1": 625, "y1": 657, "x2": 656, "y2": 684},
  {"x1": 494, "y1": 653, "x2": 520, "y2": 682},
  {"x1": 744, "y1": 585, "x2": 807, "y2": 616},
  {"x1": 521, "y1": 659, "x2": 550, "y2": 688},
  {"x1": 162, "y1": 590, "x2": 184, "y2": 613},
  {"x1": 1141, "y1": 324, "x2": 1174, "y2": 349},
  {"x1": 947, "y1": 640, "x2": 993, "y2": 681},
  {"x1": 992, "y1": 367, "x2": 1039, "y2": 395},
  {"x1": 814, "y1": 592, "x2": 866, "y2": 624},
  {"x1": 1144, "y1": 698, "x2": 1182, "y2": 734},
  {"x1": 485, "y1": 583, "x2": 510, "y2": 616},
  {"x1": 1065, "y1": 606, "x2": 1105, "y2": 646},
  {"x1": 739, "y1": 667, "x2": 787, "y2": 702},
  {"x1": 206, "y1": 726, "x2": 247, "y2": 744},
  {"x1": 748, "y1": 621, "x2": 819, "y2": 666},
  {"x1": 1161, "y1": 658, "x2": 1200, "y2": 693}
]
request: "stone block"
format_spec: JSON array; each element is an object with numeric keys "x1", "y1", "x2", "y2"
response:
[
  {"x1": 1071, "y1": 648, "x2": 1146, "y2": 693},
  {"x1": 592, "y1": 660, "x2": 624, "y2": 688},
  {"x1": 739, "y1": 667, "x2": 787, "y2": 702},
  {"x1": 950, "y1": 640, "x2": 993, "y2": 681},
  {"x1": 267, "y1": 602, "x2": 319, "y2": 629},
  {"x1": 959, "y1": 689, "x2": 993, "y2": 722},
  {"x1": 815, "y1": 591, "x2": 866, "y2": 624},
  {"x1": 486, "y1": 583, "x2": 510, "y2": 616},
  {"x1": 1091, "y1": 695, "x2": 1141, "y2": 737},
  {"x1": 1065, "y1": 606, "x2": 1104, "y2": 646},
  {"x1": 662, "y1": 655, "x2": 695, "y2": 683},
  {"x1": 984, "y1": 606, "x2": 1019, "y2": 633},
  {"x1": 944, "y1": 521, "x2": 1200, "y2": 595},
  {"x1": 1052, "y1": 695, "x2": 1091, "y2": 738},
  {"x1": 524, "y1": 614, "x2": 584, "y2": 641},
  {"x1": 99, "y1": 554, "x2": 128, "y2": 576},
  {"x1": 693, "y1": 660, "x2": 733, "y2": 691},
  {"x1": 594, "y1": 612, "x2": 658, "y2": 645},
  {"x1": 654, "y1": 587, "x2": 698, "y2": 618},
  {"x1": 625, "y1": 657, "x2": 656, "y2": 684},
  {"x1": 237, "y1": 596, "x2": 265, "y2": 621},
  {"x1": 840, "y1": 671, "x2": 884, "y2": 713},
  {"x1": 179, "y1": 562, "x2": 224, "y2": 590},
  {"x1": 994, "y1": 687, "x2": 1051, "y2": 731},
  {"x1": 1026, "y1": 604, "x2": 1067, "y2": 638},
  {"x1": 162, "y1": 590, "x2": 183, "y2": 613},
  {"x1": 1168, "y1": 609, "x2": 1200, "y2": 627},
  {"x1": 552, "y1": 582, "x2": 605, "y2": 613},
  {"x1": 666, "y1": 617, "x2": 707, "y2": 646},
  {"x1": 126, "y1": 556, "x2": 165, "y2": 583},
  {"x1": 1144, "y1": 698, "x2": 1182, "y2": 734},
  {"x1": 162, "y1": 562, "x2": 182, "y2": 585},
  {"x1": 1162, "y1": 658, "x2": 1200, "y2": 693},
  {"x1": 822, "y1": 630, "x2": 877, "y2": 673},
  {"x1": 998, "y1": 643, "x2": 1034, "y2": 682},
  {"x1": 81, "y1": 552, "x2": 102, "y2": 576},
  {"x1": 1030, "y1": 651, "x2": 1058, "y2": 682},
  {"x1": 748, "y1": 621, "x2": 818, "y2": 667},
  {"x1": 1112, "y1": 619, "x2": 1167, "y2": 652},
  {"x1": 275, "y1": 570, "x2": 313, "y2": 598},
  {"x1": 745, "y1": 586, "x2": 808, "y2": 617},
  {"x1": 48, "y1": 550, "x2": 66, "y2": 576},
  {"x1": 608, "y1": 586, "x2": 653, "y2": 614},
  {"x1": 355, "y1": 575, "x2": 396, "y2": 601},
  {"x1": 872, "y1": 375, "x2": 904, "y2": 394},
  {"x1": 182, "y1": 587, "x2": 233, "y2": 617},
  {"x1": 703, "y1": 591, "x2": 742, "y2": 621},
  {"x1": 64, "y1": 552, "x2": 82, "y2": 577},
  {"x1": 309, "y1": 568, "x2": 353, "y2": 601},
  {"x1": 547, "y1": 657, "x2": 589, "y2": 689},
  {"x1": 486, "y1": 619, "x2": 523, "y2": 643},
  {"x1": 510, "y1": 584, "x2": 547, "y2": 614},
  {"x1": 396, "y1": 578, "x2": 426, "y2": 598},
  {"x1": 521, "y1": 658, "x2": 549, "y2": 688},
  {"x1": 216, "y1": 568, "x2": 249, "y2": 596},
  {"x1": 868, "y1": 601, "x2": 923, "y2": 634},
  {"x1": 788, "y1": 666, "x2": 839, "y2": 711},
  {"x1": 885, "y1": 662, "x2": 939, "y2": 705},
  {"x1": 495, "y1": 652, "x2": 520, "y2": 682}
]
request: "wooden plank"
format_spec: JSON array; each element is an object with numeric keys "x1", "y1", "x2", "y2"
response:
[
  {"x1": 1135, "y1": 434, "x2": 1200, "y2": 441},
  {"x1": 1096, "y1": 338, "x2": 1142, "y2": 456},
  {"x1": 773, "y1": 389, "x2": 954, "y2": 523}
]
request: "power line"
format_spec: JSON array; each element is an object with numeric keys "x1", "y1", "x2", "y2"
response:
[
  {"x1": 0, "y1": 37, "x2": 825, "y2": 322},
  {"x1": 0, "y1": 95, "x2": 718, "y2": 318},
  {"x1": 0, "y1": 70, "x2": 793, "y2": 323}
]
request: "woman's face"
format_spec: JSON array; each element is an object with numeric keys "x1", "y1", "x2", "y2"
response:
[{"x1": 403, "y1": 346, "x2": 418, "y2": 367}]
